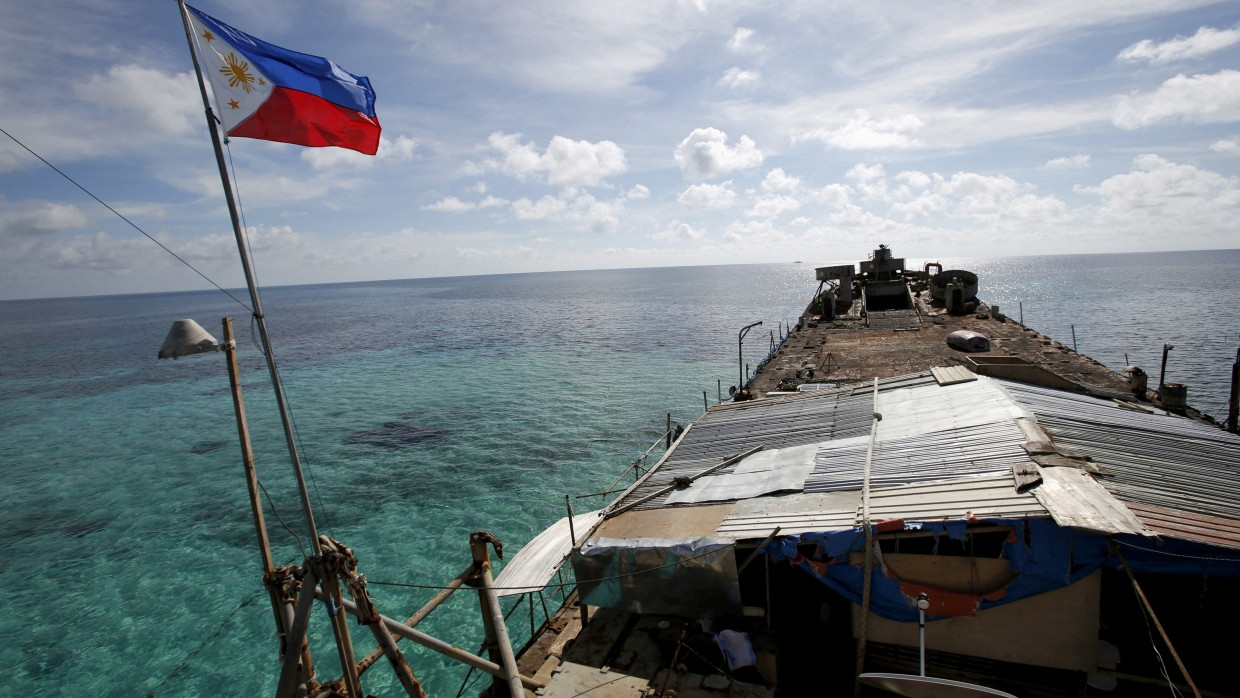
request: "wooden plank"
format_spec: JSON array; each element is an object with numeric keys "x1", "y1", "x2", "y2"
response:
[{"x1": 931, "y1": 365, "x2": 977, "y2": 386}]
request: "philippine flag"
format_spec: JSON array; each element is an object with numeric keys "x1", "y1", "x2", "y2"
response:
[{"x1": 185, "y1": 6, "x2": 380, "y2": 155}]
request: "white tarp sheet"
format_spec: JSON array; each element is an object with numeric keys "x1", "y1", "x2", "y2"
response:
[{"x1": 663, "y1": 443, "x2": 821, "y2": 505}]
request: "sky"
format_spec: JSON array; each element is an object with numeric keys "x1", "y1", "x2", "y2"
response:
[{"x1": 2, "y1": 0, "x2": 1239, "y2": 299}]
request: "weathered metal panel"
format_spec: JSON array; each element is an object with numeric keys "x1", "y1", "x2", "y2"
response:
[
  {"x1": 861, "y1": 474, "x2": 1046, "y2": 522},
  {"x1": 1122, "y1": 501, "x2": 1240, "y2": 549},
  {"x1": 494, "y1": 509, "x2": 604, "y2": 596},
  {"x1": 1028, "y1": 467, "x2": 1154, "y2": 537},
  {"x1": 999, "y1": 379, "x2": 1240, "y2": 524}
]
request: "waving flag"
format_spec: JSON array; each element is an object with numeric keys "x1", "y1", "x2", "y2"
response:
[{"x1": 185, "y1": 5, "x2": 380, "y2": 155}]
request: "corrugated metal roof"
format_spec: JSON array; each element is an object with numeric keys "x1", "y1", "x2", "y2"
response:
[
  {"x1": 863, "y1": 474, "x2": 1045, "y2": 522},
  {"x1": 1029, "y1": 467, "x2": 1153, "y2": 537},
  {"x1": 600, "y1": 372, "x2": 1239, "y2": 546},
  {"x1": 998, "y1": 379, "x2": 1240, "y2": 547},
  {"x1": 716, "y1": 491, "x2": 860, "y2": 539}
]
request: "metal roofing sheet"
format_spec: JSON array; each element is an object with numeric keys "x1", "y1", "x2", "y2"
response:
[
  {"x1": 1121, "y1": 501, "x2": 1240, "y2": 549},
  {"x1": 863, "y1": 474, "x2": 1046, "y2": 522},
  {"x1": 1029, "y1": 467, "x2": 1154, "y2": 537},
  {"x1": 493, "y1": 509, "x2": 603, "y2": 596},
  {"x1": 716, "y1": 491, "x2": 861, "y2": 539},
  {"x1": 997, "y1": 379, "x2": 1240, "y2": 528}
]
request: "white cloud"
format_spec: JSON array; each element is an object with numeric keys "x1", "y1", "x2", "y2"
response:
[
  {"x1": 799, "y1": 110, "x2": 924, "y2": 150},
  {"x1": 1043, "y1": 154, "x2": 1091, "y2": 170},
  {"x1": 678, "y1": 181, "x2": 737, "y2": 209},
  {"x1": 507, "y1": 190, "x2": 631, "y2": 232},
  {"x1": 1082, "y1": 154, "x2": 1240, "y2": 227},
  {"x1": 1210, "y1": 137, "x2": 1240, "y2": 153},
  {"x1": 625, "y1": 184, "x2": 650, "y2": 201},
  {"x1": 747, "y1": 194, "x2": 801, "y2": 218},
  {"x1": 761, "y1": 168, "x2": 801, "y2": 193},
  {"x1": 511, "y1": 195, "x2": 568, "y2": 220},
  {"x1": 472, "y1": 132, "x2": 627, "y2": 188},
  {"x1": 423, "y1": 196, "x2": 475, "y2": 212},
  {"x1": 1114, "y1": 70, "x2": 1240, "y2": 129},
  {"x1": 727, "y1": 27, "x2": 759, "y2": 54},
  {"x1": 1, "y1": 201, "x2": 94, "y2": 237},
  {"x1": 718, "y1": 67, "x2": 761, "y2": 90},
  {"x1": 649, "y1": 221, "x2": 704, "y2": 242},
  {"x1": 75, "y1": 65, "x2": 199, "y2": 138},
  {"x1": 674, "y1": 128, "x2": 763, "y2": 179},
  {"x1": 846, "y1": 163, "x2": 886, "y2": 183},
  {"x1": 1117, "y1": 24, "x2": 1240, "y2": 64}
]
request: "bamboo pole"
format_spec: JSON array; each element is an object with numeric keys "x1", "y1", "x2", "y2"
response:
[
  {"x1": 220, "y1": 317, "x2": 284, "y2": 648},
  {"x1": 319, "y1": 591, "x2": 544, "y2": 690},
  {"x1": 343, "y1": 572, "x2": 425, "y2": 697},
  {"x1": 276, "y1": 565, "x2": 320, "y2": 698},
  {"x1": 471, "y1": 533, "x2": 525, "y2": 697},
  {"x1": 1115, "y1": 546, "x2": 1201, "y2": 698},
  {"x1": 356, "y1": 565, "x2": 472, "y2": 675},
  {"x1": 316, "y1": 546, "x2": 363, "y2": 698}
]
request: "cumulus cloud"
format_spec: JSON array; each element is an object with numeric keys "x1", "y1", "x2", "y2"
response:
[
  {"x1": 1043, "y1": 154, "x2": 1091, "y2": 170},
  {"x1": 1, "y1": 202, "x2": 94, "y2": 237},
  {"x1": 507, "y1": 190, "x2": 631, "y2": 232},
  {"x1": 799, "y1": 110, "x2": 924, "y2": 150},
  {"x1": 1081, "y1": 155, "x2": 1240, "y2": 226},
  {"x1": 761, "y1": 168, "x2": 801, "y2": 193},
  {"x1": 1211, "y1": 137, "x2": 1240, "y2": 153},
  {"x1": 1117, "y1": 25, "x2": 1240, "y2": 64},
  {"x1": 1114, "y1": 70, "x2": 1240, "y2": 129},
  {"x1": 471, "y1": 132, "x2": 627, "y2": 188},
  {"x1": 747, "y1": 194, "x2": 801, "y2": 218},
  {"x1": 75, "y1": 65, "x2": 199, "y2": 138},
  {"x1": 674, "y1": 128, "x2": 763, "y2": 179},
  {"x1": 718, "y1": 67, "x2": 760, "y2": 90},
  {"x1": 302, "y1": 135, "x2": 418, "y2": 171},
  {"x1": 678, "y1": 181, "x2": 737, "y2": 209}
]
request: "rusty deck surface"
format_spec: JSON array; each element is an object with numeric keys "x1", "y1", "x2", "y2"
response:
[{"x1": 744, "y1": 292, "x2": 1133, "y2": 399}]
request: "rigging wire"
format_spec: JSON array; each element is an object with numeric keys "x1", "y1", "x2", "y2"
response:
[
  {"x1": 0, "y1": 125, "x2": 252, "y2": 313},
  {"x1": 367, "y1": 542, "x2": 739, "y2": 593},
  {"x1": 221, "y1": 135, "x2": 336, "y2": 539}
]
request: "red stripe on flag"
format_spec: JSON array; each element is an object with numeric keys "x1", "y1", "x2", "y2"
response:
[{"x1": 229, "y1": 88, "x2": 381, "y2": 155}]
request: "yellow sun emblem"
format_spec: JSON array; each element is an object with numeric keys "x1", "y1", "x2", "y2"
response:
[{"x1": 220, "y1": 52, "x2": 256, "y2": 93}]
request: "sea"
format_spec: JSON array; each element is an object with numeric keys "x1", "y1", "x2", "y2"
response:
[{"x1": 1, "y1": 250, "x2": 1238, "y2": 697}]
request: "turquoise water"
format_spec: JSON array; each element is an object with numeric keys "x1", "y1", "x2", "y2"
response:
[{"x1": 1, "y1": 254, "x2": 1237, "y2": 696}]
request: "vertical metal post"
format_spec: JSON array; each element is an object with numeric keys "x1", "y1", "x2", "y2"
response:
[
  {"x1": 1019, "y1": 302, "x2": 1023, "y2": 326},
  {"x1": 666, "y1": 413, "x2": 672, "y2": 450},
  {"x1": 917, "y1": 595, "x2": 928, "y2": 677},
  {"x1": 738, "y1": 321, "x2": 762, "y2": 389},
  {"x1": 565, "y1": 495, "x2": 576, "y2": 548},
  {"x1": 1159, "y1": 343, "x2": 1174, "y2": 396},
  {"x1": 1070, "y1": 325, "x2": 1077, "y2": 352},
  {"x1": 1228, "y1": 342, "x2": 1239, "y2": 433}
]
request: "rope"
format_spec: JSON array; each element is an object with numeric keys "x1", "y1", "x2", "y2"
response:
[
  {"x1": 0, "y1": 125, "x2": 252, "y2": 312},
  {"x1": 1115, "y1": 544, "x2": 1196, "y2": 697},
  {"x1": 147, "y1": 586, "x2": 265, "y2": 696},
  {"x1": 368, "y1": 542, "x2": 739, "y2": 593}
]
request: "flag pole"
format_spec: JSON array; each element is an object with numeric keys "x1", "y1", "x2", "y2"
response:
[
  {"x1": 175, "y1": 0, "x2": 322, "y2": 555},
  {"x1": 175, "y1": 4, "x2": 362, "y2": 695}
]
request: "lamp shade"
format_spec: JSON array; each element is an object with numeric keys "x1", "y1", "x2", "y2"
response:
[{"x1": 158, "y1": 319, "x2": 220, "y2": 359}]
